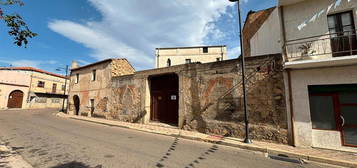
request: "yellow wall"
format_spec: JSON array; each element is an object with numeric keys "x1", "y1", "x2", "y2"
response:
[{"x1": 155, "y1": 46, "x2": 227, "y2": 68}]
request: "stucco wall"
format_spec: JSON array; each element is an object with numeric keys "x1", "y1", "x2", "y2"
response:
[
  {"x1": 109, "y1": 55, "x2": 288, "y2": 144},
  {"x1": 289, "y1": 65, "x2": 357, "y2": 150},
  {"x1": 68, "y1": 61, "x2": 112, "y2": 116},
  {"x1": 156, "y1": 46, "x2": 227, "y2": 68},
  {"x1": 282, "y1": 0, "x2": 357, "y2": 60},
  {"x1": 250, "y1": 8, "x2": 282, "y2": 57}
]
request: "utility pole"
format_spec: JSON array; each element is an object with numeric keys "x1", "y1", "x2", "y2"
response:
[{"x1": 228, "y1": 0, "x2": 252, "y2": 144}]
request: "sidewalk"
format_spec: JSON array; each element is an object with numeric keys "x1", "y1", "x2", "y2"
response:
[
  {"x1": 57, "y1": 113, "x2": 357, "y2": 168},
  {"x1": 0, "y1": 140, "x2": 33, "y2": 168}
]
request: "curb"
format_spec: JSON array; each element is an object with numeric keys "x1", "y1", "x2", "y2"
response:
[{"x1": 57, "y1": 113, "x2": 357, "y2": 168}]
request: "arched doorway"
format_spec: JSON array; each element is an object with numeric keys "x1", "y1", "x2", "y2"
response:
[
  {"x1": 7, "y1": 90, "x2": 24, "y2": 108},
  {"x1": 73, "y1": 95, "x2": 80, "y2": 115}
]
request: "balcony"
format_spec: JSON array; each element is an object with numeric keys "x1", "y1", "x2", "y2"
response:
[{"x1": 285, "y1": 30, "x2": 357, "y2": 65}]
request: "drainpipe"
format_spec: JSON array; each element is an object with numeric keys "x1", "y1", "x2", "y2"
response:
[{"x1": 279, "y1": 6, "x2": 296, "y2": 146}]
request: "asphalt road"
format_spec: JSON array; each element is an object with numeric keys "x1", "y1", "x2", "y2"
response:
[{"x1": 0, "y1": 109, "x2": 339, "y2": 168}]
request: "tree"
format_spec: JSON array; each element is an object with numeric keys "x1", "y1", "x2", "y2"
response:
[{"x1": 0, "y1": 0, "x2": 37, "y2": 47}]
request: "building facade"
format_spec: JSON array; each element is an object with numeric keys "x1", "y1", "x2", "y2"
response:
[
  {"x1": 243, "y1": 7, "x2": 282, "y2": 57},
  {"x1": 104, "y1": 55, "x2": 287, "y2": 144},
  {"x1": 279, "y1": 0, "x2": 357, "y2": 151},
  {"x1": 67, "y1": 59, "x2": 135, "y2": 117},
  {"x1": 0, "y1": 67, "x2": 69, "y2": 110},
  {"x1": 155, "y1": 46, "x2": 227, "y2": 68}
]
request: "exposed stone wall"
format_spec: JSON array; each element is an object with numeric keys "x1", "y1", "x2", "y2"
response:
[
  {"x1": 109, "y1": 75, "x2": 144, "y2": 122},
  {"x1": 111, "y1": 59, "x2": 135, "y2": 77},
  {"x1": 108, "y1": 54, "x2": 288, "y2": 144}
]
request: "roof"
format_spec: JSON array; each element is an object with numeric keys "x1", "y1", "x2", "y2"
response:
[
  {"x1": 0, "y1": 67, "x2": 66, "y2": 79},
  {"x1": 71, "y1": 58, "x2": 134, "y2": 71},
  {"x1": 156, "y1": 45, "x2": 226, "y2": 50}
]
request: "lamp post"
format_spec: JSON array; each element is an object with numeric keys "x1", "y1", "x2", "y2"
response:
[
  {"x1": 56, "y1": 65, "x2": 69, "y2": 113},
  {"x1": 229, "y1": 0, "x2": 252, "y2": 144}
]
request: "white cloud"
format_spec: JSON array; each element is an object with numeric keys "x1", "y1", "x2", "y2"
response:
[
  {"x1": 228, "y1": 46, "x2": 241, "y2": 59},
  {"x1": 0, "y1": 59, "x2": 57, "y2": 68},
  {"x1": 48, "y1": 0, "x2": 235, "y2": 70}
]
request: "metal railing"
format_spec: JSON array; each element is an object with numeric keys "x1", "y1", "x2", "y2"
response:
[{"x1": 285, "y1": 30, "x2": 357, "y2": 61}]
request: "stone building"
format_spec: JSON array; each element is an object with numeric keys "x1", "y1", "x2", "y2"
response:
[
  {"x1": 104, "y1": 54, "x2": 287, "y2": 144},
  {"x1": 0, "y1": 67, "x2": 69, "y2": 110},
  {"x1": 155, "y1": 46, "x2": 227, "y2": 68},
  {"x1": 67, "y1": 58, "x2": 135, "y2": 117}
]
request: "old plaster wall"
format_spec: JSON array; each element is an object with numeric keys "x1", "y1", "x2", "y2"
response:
[{"x1": 109, "y1": 55, "x2": 288, "y2": 143}]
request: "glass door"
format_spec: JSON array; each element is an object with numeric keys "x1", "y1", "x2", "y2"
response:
[{"x1": 339, "y1": 93, "x2": 357, "y2": 147}]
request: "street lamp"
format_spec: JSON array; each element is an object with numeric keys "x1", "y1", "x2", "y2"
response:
[
  {"x1": 56, "y1": 65, "x2": 69, "y2": 113},
  {"x1": 228, "y1": 0, "x2": 252, "y2": 144}
]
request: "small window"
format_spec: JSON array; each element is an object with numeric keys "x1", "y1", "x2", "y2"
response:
[
  {"x1": 203, "y1": 47, "x2": 208, "y2": 53},
  {"x1": 37, "y1": 81, "x2": 45, "y2": 88},
  {"x1": 185, "y1": 59, "x2": 192, "y2": 64},
  {"x1": 167, "y1": 59, "x2": 171, "y2": 67},
  {"x1": 61, "y1": 85, "x2": 65, "y2": 91},
  {"x1": 75, "y1": 74, "x2": 79, "y2": 84},
  {"x1": 52, "y1": 83, "x2": 57, "y2": 93},
  {"x1": 92, "y1": 70, "x2": 96, "y2": 81}
]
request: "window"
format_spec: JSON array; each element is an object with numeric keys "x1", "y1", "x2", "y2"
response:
[
  {"x1": 167, "y1": 59, "x2": 171, "y2": 67},
  {"x1": 62, "y1": 85, "x2": 65, "y2": 91},
  {"x1": 52, "y1": 83, "x2": 57, "y2": 93},
  {"x1": 327, "y1": 11, "x2": 357, "y2": 57},
  {"x1": 92, "y1": 70, "x2": 96, "y2": 81},
  {"x1": 37, "y1": 81, "x2": 45, "y2": 88},
  {"x1": 75, "y1": 74, "x2": 79, "y2": 84},
  {"x1": 185, "y1": 59, "x2": 192, "y2": 64},
  {"x1": 309, "y1": 95, "x2": 337, "y2": 130},
  {"x1": 203, "y1": 47, "x2": 208, "y2": 53}
]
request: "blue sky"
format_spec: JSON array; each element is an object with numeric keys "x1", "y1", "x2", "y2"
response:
[{"x1": 0, "y1": 0, "x2": 276, "y2": 74}]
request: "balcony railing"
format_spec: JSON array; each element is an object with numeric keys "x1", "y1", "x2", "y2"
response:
[{"x1": 284, "y1": 30, "x2": 357, "y2": 62}]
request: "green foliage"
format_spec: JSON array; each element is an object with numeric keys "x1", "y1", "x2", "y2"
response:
[{"x1": 0, "y1": 0, "x2": 37, "y2": 47}]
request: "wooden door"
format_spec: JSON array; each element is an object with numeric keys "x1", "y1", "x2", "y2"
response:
[
  {"x1": 150, "y1": 74, "x2": 179, "y2": 125},
  {"x1": 7, "y1": 90, "x2": 24, "y2": 108}
]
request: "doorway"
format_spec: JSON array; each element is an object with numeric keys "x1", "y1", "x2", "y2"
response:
[
  {"x1": 7, "y1": 90, "x2": 24, "y2": 108},
  {"x1": 150, "y1": 74, "x2": 179, "y2": 125},
  {"x1": 73, "y1": 95, "x2": 80, "y2": 115},
  {"x1": 309, "y1": 85, "x2": 357, "y2": 147}
]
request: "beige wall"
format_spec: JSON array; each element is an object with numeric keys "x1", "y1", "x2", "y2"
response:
[
  {"x1": 155, "y1": 46, "x2": 227, "y2": 68},
  {"x1": 0, "y1": 69, "x2": 68, "y2": 110},
  {"x1": 0, "y1": 70, "x2": 30, "y2": 109},
  {"x1": 281, "y1": 0, "x2": 357, "y2": 61},
  {"x1": 250, "y1": 8, "x2": 282, "y2": 56},
  {"x1": 289, "y1": 65, "x2": 357, "y2": 152},
  {"x1": 30, "y1": 71, "x2": 68, "y2": 95}
]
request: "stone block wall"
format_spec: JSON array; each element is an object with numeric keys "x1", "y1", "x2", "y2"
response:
[{"x1": 108, "y1": 54, "x2": 288, "y2": 144}]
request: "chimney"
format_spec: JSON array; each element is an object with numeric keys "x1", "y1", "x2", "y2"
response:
[{"x1": 71, "y1": 60, "x2": 79, "y2": 69}]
